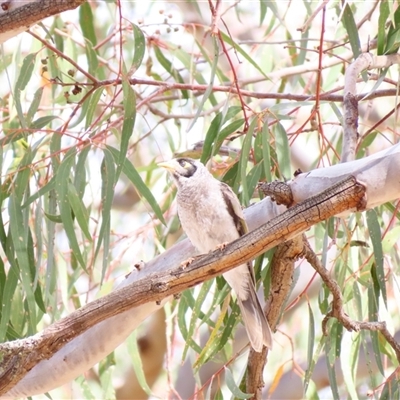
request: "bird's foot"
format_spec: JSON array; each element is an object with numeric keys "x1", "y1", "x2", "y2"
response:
[
  {"x1": 216, "y1": 242, "x2": 228, "y2": 251},
  {"x1": 180, "y1": 257, "x2": 195, "y2": 269}
]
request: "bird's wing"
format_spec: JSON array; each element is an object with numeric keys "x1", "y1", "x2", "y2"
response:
[
  {"x1": 219, "y1": 181, "x2": 248, "y2": 236},
  {"x1": 219, "y1": 182, "x2": 257, "y2": 292}
]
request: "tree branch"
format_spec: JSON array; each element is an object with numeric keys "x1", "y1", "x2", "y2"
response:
[
  {"x1": 0, "y1": 0, "x2": 85, "y2": 43},
  {"x1": 303, "y1": 239, "x2": 400, "y2": 363},
  {"x1": 0, "y1": 176, "x2": 366, "y2": 396},
  {"x1": 342, "y1": 53, "x2": 400, "y2": 162},
  {"x1": 246, "y1": 236, "x2": 305, "y2": 399}
]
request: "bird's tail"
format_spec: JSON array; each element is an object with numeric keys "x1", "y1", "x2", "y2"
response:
[{"x1": 237, "y1": 288, "x2": 273, "y2": 352}]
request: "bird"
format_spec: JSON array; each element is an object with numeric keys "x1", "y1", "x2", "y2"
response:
[{"x1": 159, "y1": 157, "x2": 273, "y2": 352}]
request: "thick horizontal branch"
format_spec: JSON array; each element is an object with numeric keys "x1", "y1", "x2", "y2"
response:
[
  {"x1": 0, "y1": 0, "x2": 84, "y2": 43},
  {"x1": 0, "y1": 176, "x2": 366, "y2": 394}
]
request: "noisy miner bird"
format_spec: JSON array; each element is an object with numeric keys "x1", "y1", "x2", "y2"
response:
[{"x1": 159, "y1": 157, "x2": 273, "y2": 352}]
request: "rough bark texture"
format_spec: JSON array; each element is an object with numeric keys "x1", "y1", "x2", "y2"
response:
[
  {"x1": 246, "y1": 236, "x2": 305, "y2": 399},
  {"x1": 0, "y1": 0, "x2": 84, "y2": 41}
]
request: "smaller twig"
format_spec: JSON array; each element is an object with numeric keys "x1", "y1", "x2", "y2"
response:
[
  {"x1": 302, "y1": 239, "x2": 400, "y2": 363},
  {"x1": 28, "y1": 30, "x2": 98, "y2": 83},
  {"x1": 298, "y1": 0, "x2": 330, "y2": 33},
  {"x1": 218, "y1": 26, "x2": 249, "y2": 130},
  {"x1": 208, "y1": 0, "x2": 222, "y2": 36},
  {"x1": 358, "y1": 102, "x2": 400, "y2": 145}
]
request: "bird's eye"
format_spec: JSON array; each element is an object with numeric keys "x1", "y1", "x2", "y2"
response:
[{"x1": 178, "y1": 159, "x2": 187, "y2": 168}]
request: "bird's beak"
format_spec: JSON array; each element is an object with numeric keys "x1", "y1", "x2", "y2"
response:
[{"x1": 158, "y1": 160, "x2": 178, "y2": 173}]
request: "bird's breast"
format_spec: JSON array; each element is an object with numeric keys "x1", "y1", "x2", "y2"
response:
[{"x1": 177, "y1": 189, "x2": 239, "y2": 254}]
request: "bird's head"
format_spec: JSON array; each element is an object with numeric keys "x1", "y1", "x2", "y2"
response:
[{"x1": 159, "y1": 157, "x2": 205, "y2": 188}]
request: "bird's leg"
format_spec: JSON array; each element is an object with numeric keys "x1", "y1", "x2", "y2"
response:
[{"x1": 216, "y1": 242, "x2": 229, "y2": 251}]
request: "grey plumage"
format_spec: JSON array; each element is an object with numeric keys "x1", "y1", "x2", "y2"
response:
[{"x1": 159, "y1": 157, "x2": 273, "y2": 352}]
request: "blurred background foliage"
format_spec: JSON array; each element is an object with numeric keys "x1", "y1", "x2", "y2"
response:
[{"x1": 1, "y1": 0, "x2": 400, "y2": 398}]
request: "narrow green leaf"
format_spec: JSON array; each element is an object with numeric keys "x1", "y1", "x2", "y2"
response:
[
  {"x1": 368, "y1": 280, "x2": 385, "y2": 376},
  {"x1": 385, "y1": 28, "x2": 400, "y2": 54},
  {"x1": 69, "y1": 90, "x2": 92, "y2": 129},
  {"x1": 195, "y1": 38, "x2": 229, "y2": 84},
  {"x1": 95, "y1": 149, "x2": 115, "y2": 281},
  {"x1": 74, "y1": 146, "x2": 90, "y2": 198},
  {"x1": 261, "y1": 122, "x2": 272, "y2": 182},
  {"x1": 237, "y1": 119, "x2": 256, "y2": 205},
  {"x1": 26, "y1": 87, "x2": 43, "y2": 124},
  {"x1": 224, "y1": 367, "x2": 253, "y2": 399},
  {"x1": 0, "y1": 262, "x2": 19, "y2": 341},
  {"x1": 194, "y1": 286, "x2": 233, "y2": 368},
  {"x1": 14, "y1": 53, "x2": 37, "y2": 129},
  {"x1": 200, "y1": 112, "x2": 223, "y2": 164},
  {"x1": 212, "y1": 389, "x2": 224, "y2": 400},
  {"x1": 341, "y1": 4, "x2": 361, "y2": 59},
  {"x1": 178, "y1": 291, "x2": 203, "y2": 357},
  {"x1": 218, "y1": 299, "x2": 240, "y2": 350},
  {"x1": 76, "y1": 376, "x2": 96, "y2": 399},
  {"x1": 23, "y1": 177, "x2": 56, "y2": 208},
  {"x1": 325, "y1": 355, "x2": 340, "y2": 400},
  {"x1": 7, "y1": 149, "x2": 38, "y2": 334},
  {"x1": 107, "y1": 146, "x2": 165, "y2": 224},
  {"x1": 15, "y1": 53, "x2": 37, "y2": 93},
  {"x1": 9, "y1": 192, "x2": 37, "y2": 334},
  {"x1": 79, "y1": 2, "x2": 97, "y2": 46},
  {"x1": 153, "y1": 46, "x2": 188, "y2": 98},
  {"x1": 85, "y1": 87, "x2": 103, "y2": 129},
  {"x1": 275, "y1": 122, "x2": 291, "y2": 179},
  {"x1": 259, "y1": 0, "x2": 267, "y2": 25},
  {"x1": 177, "y1": 292, "x2": 190, "y2": 342},
  {"x1": 130, "y1": 24, "x2": 145, "y2": 74},
  {"x1": 98, "y1": 360, "x2": 115, "y2": 400},
  {"x1": 44, "y1": 212, "x2": 62, "y2": 223},
  {"x1": 222, "y1": 160, "x2": 239, "y2": 188},
  {"x1": 174, "y1": 47, "x2": 217, "y2": 106},
  {"x1": 67, "y1": 183, "x2": 91, "y2": 241},
  {"x1": 52, "y1": 17, "x2": 65, "y2": 52},
  {"x1": 245, "y1": 163, "x2": 262, "y2": 201},
  {"x1": 45, "y1": 189, "x2": 58, "y2": 304},
  {"x1": 0, "y1": 131, "x2": 24, "y2": 146},
  {"x1": 378, "y1": 0, "x2": 390, "y2": 55},
  {"x1": 28, "y1": 229, "x2": 45, "y2": 313},
  {"x1": 30, "y1": 115, "x2": 59, "y2": 130},
  {"x1": 366, "y1": 209, "x2": 387, "y2": 307},
  {"x1": 219, "y1": 31, "x2": 267, "y2": 78},
  {"x1": 50, "y1": 131, "x2": 62, "y2": 173},
  {"x1": 127, "y1": 332, "x2": 153, "y2": 396},
  {"x1": 341, "y1": 333, "x2": 360, "y2": 399},
  {"x1": 184, "y1": 280, "x2": 214, "y2": 357},
  {"x1": 304, "y1": 334, "x2": 325, "y2": 395},
  {"x1": 116, "y1": 80, "x2": 136, "y2": 180},
  {"x1": 186, "y1": 37, "x2": 219, "y2": 133},
  {"x1": 212, "y1": 118, "x2": 245, "y2": 157},
  {"x1": 55, "y1": 149, "x2": 86, "y2": 269},
  {"x1": 85, "y1": 40, "x2": 99, "y2": 78},
  {"x1": 380, "y1": 378, "x2": 400, "y2": 400},
  {"x1": 34, "y1": 196, "x2": 43, "y2": 274},
  {"x1": 384, "y1": 6, "x2": 400, "y2": 54},
  {"x1": 0, "y1": 258, "x2": 5, "y2": 307},
  {"x1": 307, "y1": 302, "x2": 315, "y2": 373}
]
